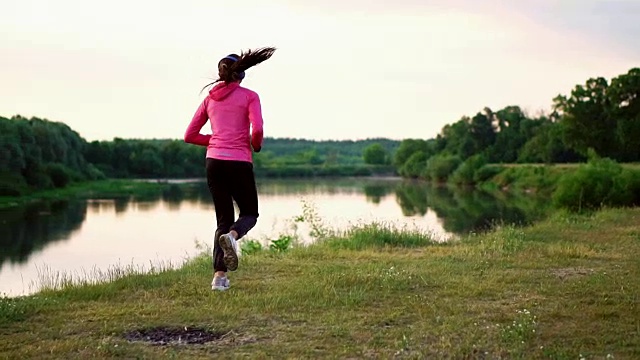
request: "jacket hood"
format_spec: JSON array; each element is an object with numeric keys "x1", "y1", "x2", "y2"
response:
[{"x1": 209, "y1": 82, "x2": 240, "y2": 101}]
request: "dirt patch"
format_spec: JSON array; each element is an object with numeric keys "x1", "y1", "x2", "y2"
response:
[
  {"x1": 124, "y1": 326, "x2": 225, "y2": 346},
  {"x1": 550, "y1": 267, "x2": 594, "y2": 280}
]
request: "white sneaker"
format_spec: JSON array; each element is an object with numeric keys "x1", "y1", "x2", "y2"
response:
[
  {"x1": 211, "y1": 276, "x2": 230, "y2": 291},
  {"x1": 219, "y1": 233, "x2": 239, "y2": 271}
]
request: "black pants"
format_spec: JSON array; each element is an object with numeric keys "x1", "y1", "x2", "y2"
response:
[{"x1": 206, "y1": 158, "x2": 259, "y2": 272}]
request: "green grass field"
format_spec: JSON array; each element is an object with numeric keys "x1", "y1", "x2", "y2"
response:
[{"x1": 1, "y1": 208, "x2": 639, "y2": 359}]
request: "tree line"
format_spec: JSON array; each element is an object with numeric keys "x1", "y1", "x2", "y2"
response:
[
  {"x1": 0, "y1": 116, "x2": 104, "y2": 196},
  {"x1": 2, "y1": 67, "x2": 637, "y2": 200},
  {"x1": 392, "y1": 67, "x2": 640, "y2": 180},
  {"x1": 0, "y1": 115, "x2": 399, "y2": 196}
]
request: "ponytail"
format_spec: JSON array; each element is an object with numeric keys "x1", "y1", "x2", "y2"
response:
[
  {"x1": 201, "y1": 46, "x2": 276, "y2": 93},
  {"x1": 229, "y1": 47, "x2": 276, "y2": 74}
]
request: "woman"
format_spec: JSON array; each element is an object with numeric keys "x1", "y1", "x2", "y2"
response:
[{"x1": 184, "y1": 47, "x2": 276, "y2": 291}]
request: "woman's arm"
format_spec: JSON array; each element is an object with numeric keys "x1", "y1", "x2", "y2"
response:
[
  {"x1": 248, "y1": 92, "x2": 264, "y2": 152},
  {"x1": 184, "y1": 99, "x2": 212, "y2": 146}
]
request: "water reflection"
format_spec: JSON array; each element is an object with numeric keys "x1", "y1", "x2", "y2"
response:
[
  {"x1": 0, "y1": 201, "x2": 87, "y2": 267},
  {"x1": 363, "y1": 183, "x2": 393, "y2": 204},
  {"x1": 0, "y1": 179, "x2": 547, "y2": 265},
  {"x1": 0, "y1": 178, "x2": 552, "y2": 285},
  {"x1": 395, "y1": 181, "x2": 551, "y2": 234}
]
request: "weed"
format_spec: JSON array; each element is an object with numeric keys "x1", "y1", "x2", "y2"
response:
[
  {"x1": 241, "y1": 239, "x2": 263, "y2": 255},
  {"x1": 269, "y1": 235, "x2": 294, "y2": 253},
  {"x1": 294, "y1": 199, "x2": 331, "y2": 240}
]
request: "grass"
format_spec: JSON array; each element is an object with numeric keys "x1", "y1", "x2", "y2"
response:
[
  {"x1": 1, "y1": 208, "x2": 639, "y2": 358},
  {"x1": 491, "y1": 163, "x2": 640, "y2": 169}
]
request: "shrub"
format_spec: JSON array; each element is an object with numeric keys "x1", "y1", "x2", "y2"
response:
[
  {"x1": 23, "y1": 166, "x2": 53, "y2": 189},
  {"x1": 491, "y1": 165, "x2": 565, "y2": 194},
  {"x1": 84, "y1": 164, "x2": 106, "y2": 181},
  {"x1": 241, "y1": 240, "x2": 263, "y2": 255},
  {"x1": 44, "y1": 163, "x2": 73, "y2": 188},
  {"x1": 450, "y1": 154, "x2": 487, "y2": 185},
  {"x1": 0, "y1": 172, "x2": 29, "y2": 196},
  {"x1": 424, "y1": 154, "x2": 461, "y2": 182},
  {"x1": 269, "y1": 235, "x2": 293, "y2": 253},
  {"x1": 553, "y1": 158, "x2": 640, "y2": 211},
  {"x1": 474, "y1": 165, "x2": 503, "y2": 183},
  {"x1": 399, "y1": 151, "x2": 427, "y2": 178}
]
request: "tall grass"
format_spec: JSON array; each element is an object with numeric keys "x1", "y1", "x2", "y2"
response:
[
  {"x1": 325, "y1": 222, "x2": 439, "y2": 250},
  {"x1": 33, "y1": 260, "x2": 182, "y2": 296}
]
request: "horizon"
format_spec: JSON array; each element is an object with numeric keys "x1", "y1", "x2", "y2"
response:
[{"x1": 1, "y1": 1, "x2": 638, "y2": 142}]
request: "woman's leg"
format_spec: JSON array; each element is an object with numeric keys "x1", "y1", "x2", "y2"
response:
[
  {"x1": 206, "y1": 158, "x2": 234, "y2": 274},
  {"x1": 229, "y1": 161, "x2": 259, "y2": 239}
]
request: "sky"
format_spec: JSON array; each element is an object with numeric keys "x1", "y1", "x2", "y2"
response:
[{"x1": 1, "y1": 0, "x2": 638, "y2": 141}]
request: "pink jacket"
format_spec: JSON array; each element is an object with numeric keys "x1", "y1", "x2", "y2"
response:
[{"x1": 184, "y1": 82, "x2": 264, "y2": 163}]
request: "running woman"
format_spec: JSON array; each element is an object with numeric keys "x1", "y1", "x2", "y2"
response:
[{"x1": 184, "y1": 47, "x2": 276, "y2": 291}]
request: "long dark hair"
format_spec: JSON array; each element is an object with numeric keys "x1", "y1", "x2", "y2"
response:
[{"x1": 201, "y1": 47, "x2": 276, "y2": 92}]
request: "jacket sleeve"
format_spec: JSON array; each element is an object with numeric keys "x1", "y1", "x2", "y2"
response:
[
  {"x1": 248, "y1": 92, "x2": 264, "y2": 151},
  {"x1": 183, "y1": 98, "x2": 212, "y2": 146}
]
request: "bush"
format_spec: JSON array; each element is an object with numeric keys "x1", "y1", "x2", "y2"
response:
[
  {"x1": 424, "y1": 154, "x2": 461, "y2": 182},
  {"x1": 241, "y1": 240, "x2": 263, "y2": 255},
  {"x1": 399, "y1": 151, "x2": 427, "y2": 178},
  {"x1": 474, "y1": 165, "x2": 503, "y2": 183},
  {"x1": 552, "y1": 158, "x2": 640, "y2": 211},
  {"x1": 84, "y1": 164, "x2": 106, "y2": 181},
  {"x1": 490, "y1": 165, "x2": 565, "y2": 194},
  {"x1": 621, "y1": 168, "x2": 640, "y2": 205},
  {"x1": 23, "y1": 166, "x2": 53, "y2": 189},
  {"x1": 450, "y1": 155, "x2": 487, "y2": 185},
  {"x1": 0, "y1": 172, "x2": 29, "y2": 196},
  {"x1": 44, "y1": 163, "x2": 73, "y2": 188}
]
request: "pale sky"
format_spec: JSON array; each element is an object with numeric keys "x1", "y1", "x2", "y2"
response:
[{"x1": 1, "y1": 0, "x2": 638, "y2": 141}]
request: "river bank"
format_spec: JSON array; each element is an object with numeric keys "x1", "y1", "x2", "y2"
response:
[
  {"x1": 0, "y1": 180, "x2": 188, "y2": 210},
  {"x1": 1, "y1": 207, "x2": 638, "y2": 358}
]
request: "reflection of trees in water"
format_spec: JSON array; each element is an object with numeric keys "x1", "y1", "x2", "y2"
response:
[
  {"x1": 256, "y1": 178, "x2": 397, "y2": 202},
  {"x1": 0, "y1": 201, "x2": 87, "y2": 267},
  {"x1": 137, "y1": 180, "x2": 549, "y2": 235},
  {"x1": 172, "y1": 178, "x2": 399, "y2": 207},
  {"x1": 393, "y1": 181, "x2": 551, "y2": 235},
  {"x1": 363, "y1": 183, "x2": 395, "y2": 204},
  {"x1": 395, "y1": 181, "x2": 430, "y2": 216},
  {"x1": 101, "y1": 183, "x2": 214, "y2": 214},
  {"x1": 0, "y1": 180, "x2": 553, "y2": 267}
]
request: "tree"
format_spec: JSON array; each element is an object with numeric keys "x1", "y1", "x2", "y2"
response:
[
  {"x1": 441, "y1": 118, "x2": 473, "y2": 159},
  {"x1": 400, "y1": 151, "x2": 427, "y2": 178},
  {"x1": 518, "y1": 120, "x2": 583, "y2": 164},
  {"x1": 468, "y1": 108, "x2": 496, "y2": 156},
  {"x1": 608, "y1": 67, "x2": 640, "y2": 161},
  {"x1": 554, "y1": 68, "x2": 640, "y2": 162},
  {"x1": 554, "y1": 77, "x2": 615, "y2": 157},
  {"x1": 363, "y1": 143, "x2": 388, "y2": 165},
  {"x1": 0, "y1": 116, "x2": 98, "y2": 192},
  {"x1": 488, "y1": 106, "x2": 529, "y2": 163},
  {"x1": 393, "y1": 139, "x2": 432, "y2": 168}
]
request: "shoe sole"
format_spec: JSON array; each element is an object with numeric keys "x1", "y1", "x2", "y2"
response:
[{"x1": 219, "y1": 235, "x2": 238, "y2": 271}]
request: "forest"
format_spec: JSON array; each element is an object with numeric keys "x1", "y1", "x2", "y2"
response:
[
  {"x1": 393, "y1": 67, "x2": 640, "y2": 180},
  {"x1": 1, "y1": 67, "x2": 638, "y2": 199}
]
